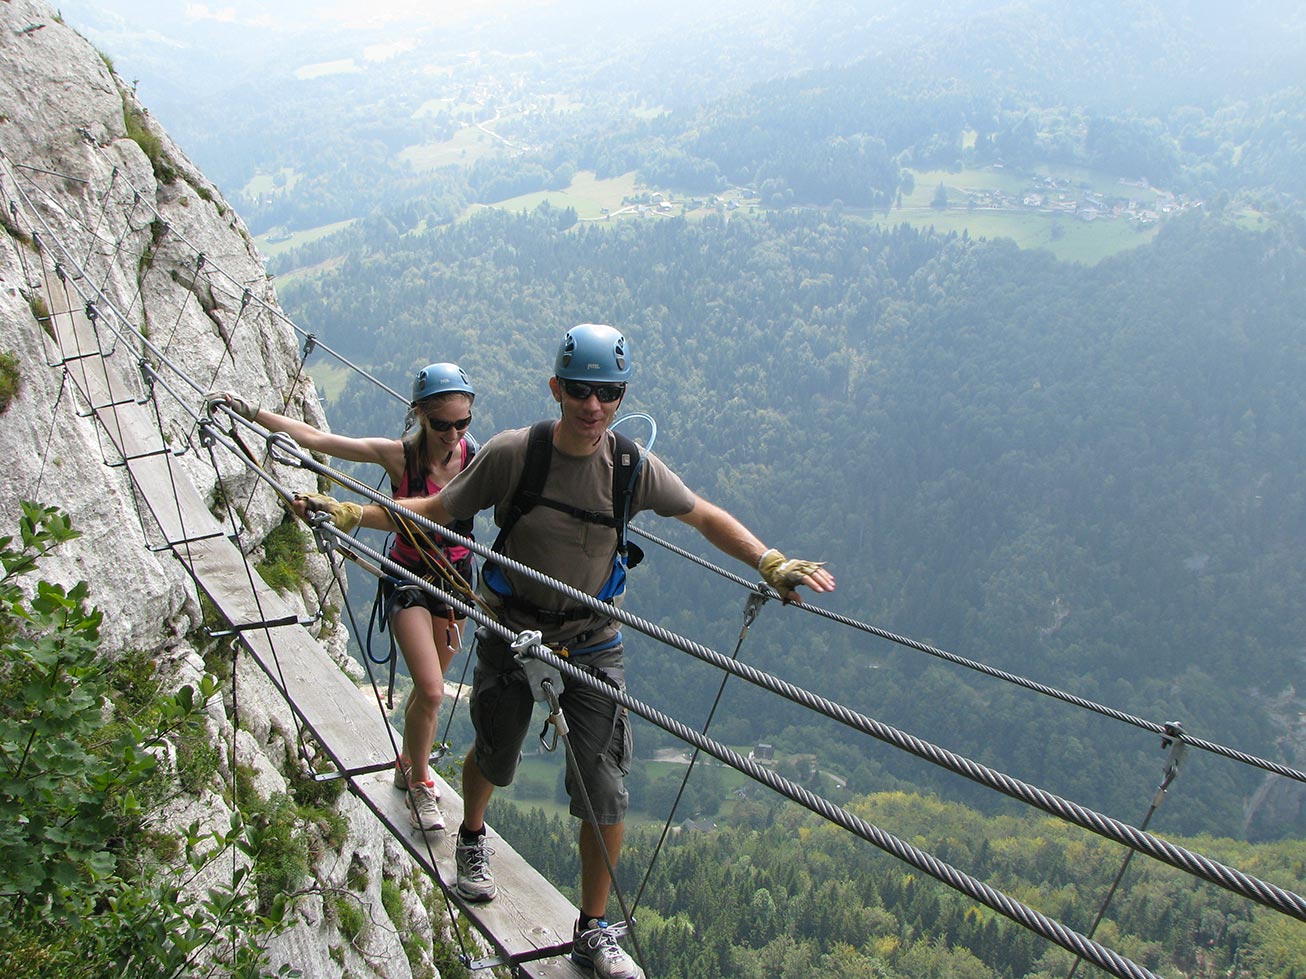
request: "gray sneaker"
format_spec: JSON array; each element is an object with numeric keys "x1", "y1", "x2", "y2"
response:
[
  {"x1": 393, "y1": 756, "x2": 409, "y2": 790},
  {"x1": 405, "y1": 779, "x2": 445, "y2": 831},
  {"x1": 454, "y1": 833, "x2": 497, "y2": 902},
  {"x1": 571, "y1": 919, "x2": 643, "y2": 979}
]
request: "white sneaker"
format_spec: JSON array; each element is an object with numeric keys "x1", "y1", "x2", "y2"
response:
[
  {"x1": 393, "y1": 756, "x2": 409, "y2": 790},
  {"x1": 571, "y1": 919, "x2": 643, "y2": 979},
  {"x1": 405, "y1": 779, "x2": 445, "y2": 831},
  {"x1": 454, "y1": 833, "x2": 497, "y2": 902}
]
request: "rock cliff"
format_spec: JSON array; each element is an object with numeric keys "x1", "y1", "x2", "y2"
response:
[{"x1": 0, "y1": 1, "x2": 446, "y2": 975}]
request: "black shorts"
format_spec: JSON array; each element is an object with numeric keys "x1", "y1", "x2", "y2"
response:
[
  {"x1": 469, "y1": 631, "x2": 632, "y2": 824},
  {"x1": 384, "y1": 553, "x2": 473, "y2": 621}
]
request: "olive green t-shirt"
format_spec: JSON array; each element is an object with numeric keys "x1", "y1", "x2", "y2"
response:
[{"x1": 438, "y1": 424, "x2": 696, "y2": 643}]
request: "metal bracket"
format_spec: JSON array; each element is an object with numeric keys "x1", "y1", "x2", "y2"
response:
[
  {"x1": 463, "y1": 938, "x2": 574, "y2": 972},
  {"x1": 206, "y1": 612, "x2": 317, "y2": 638}
]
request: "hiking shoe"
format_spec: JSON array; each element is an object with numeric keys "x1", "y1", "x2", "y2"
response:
[
  {"x1": 572, "y1": 919, "x2": 643, "y2": 979},
  {"x1": 454, "y1": 833, "x2": 497, "y2": 902},
  {"x1": 405, "y1": 779, "x2": 445, "y2": 831},
  {"x1": 393, "y1": 756, "x2": 409, "y2": 790}
]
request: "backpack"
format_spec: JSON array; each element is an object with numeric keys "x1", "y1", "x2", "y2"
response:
[{"x1": 482, "y1": 420, "x2": 645, "y2": 607}]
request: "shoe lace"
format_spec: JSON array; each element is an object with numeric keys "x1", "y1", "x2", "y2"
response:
[
  {"x1": 460, "y1": 839, "x2": 493, "y2": 877},
  {"x1": 584, "y1": 920, "x2": 631, "y2": 956}
]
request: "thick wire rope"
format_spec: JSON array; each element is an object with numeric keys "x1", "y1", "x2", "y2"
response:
[
  {"x1": 299, "y1": 514, "x2": 1165, "y2": 979},
  {"x1": 1066, "y1": 733, "x2": 1187, "y2": 979},
  {"x1": 274, "y1": 444, "x2": 1306, "y2": 922},
  {"x1": 631, "y1": 525, "x2": 1306, "y2": 786}
]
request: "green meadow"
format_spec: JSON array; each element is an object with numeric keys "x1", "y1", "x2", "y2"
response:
[
  {"x1": 255, "y1": 219, "x2": 356, "y2": 258},
  {"x1": 872, "y1": 165, "x2": 1164, "y2": 264}
]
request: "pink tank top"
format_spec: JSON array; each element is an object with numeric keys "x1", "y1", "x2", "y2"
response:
[{"x1": 388, "y1": 438, "x2": 471, "y2": 569}]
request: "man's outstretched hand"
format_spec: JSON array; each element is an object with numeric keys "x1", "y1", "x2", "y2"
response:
[{"x1": 758, "y1": 548, "x2": 835, "y2": 604}]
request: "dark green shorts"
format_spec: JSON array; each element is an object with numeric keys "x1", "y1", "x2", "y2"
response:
[{"x1": 469, "y1": 631, "x2": 632, "y2": 824}]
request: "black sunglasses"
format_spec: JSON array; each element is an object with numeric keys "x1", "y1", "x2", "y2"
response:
[
  {"x1": 559, "y1": 378, "x2": 627, "y2": 403},
  {"x1": 427, "y1": 415, "x2": 472, "y2": 432}
]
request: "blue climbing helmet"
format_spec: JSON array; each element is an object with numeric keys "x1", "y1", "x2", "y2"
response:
[
  {"x1": 411, "y1": 362, "x2": 475, "y2": 404},
  {"x1": 553, "y1": 324, "x2": 632, "y2": 383}
]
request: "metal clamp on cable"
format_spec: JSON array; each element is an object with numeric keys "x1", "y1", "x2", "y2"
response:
[
  {"x1": 197, "y1": 415, "x2": 217, "y2": 450},
  {"x1": 743, "y1": 590, "x2": 768, "y2": 628},
  {"x1": 266, "y1": 430, "x2": 305, "y2": 467},
  {"x1": 512, "y1": 629, "x2": 556, "y2": 703},
  {"x1": 1153, "y1": 721, "x2": 1187, "y2": 808},
  {"x1": 305, "y1": 509, "x2": 337, "y2": 557}
]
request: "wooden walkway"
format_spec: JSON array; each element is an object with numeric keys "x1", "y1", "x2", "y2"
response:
[{"x1": 41, "y1": 273, "x2": 591, "y2": 977}]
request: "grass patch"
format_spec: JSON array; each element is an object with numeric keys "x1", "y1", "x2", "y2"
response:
[
  {"x1": 0, "y1": 351, "x2": 20, "y2": 414},
  {"x1": 399, "y1": 125, "x2": 507, "y2": 172},
  {"x1": 256, "y1": 518, "x2": 310, "y2": 593},
  {"x1": 271, "y1": 254, "x2": 345, "y2": 289},
  {"x1": 483, "y1": 170, "x2": 642, "y2": 222},
  {"x1": 865, "y1": 164, "x2": 1167, "y2": 264},
  {"x1": 307, "y1": 360, "x2": 351, "y2": 403},
  {"x1": 242, "y1": 167, "x2": 303, "y2": 200},
  {"x1": 255, "y1": 219, "x2": 356, "y2": 258},
  {"x1": 122, "y1": 100, "x2": 175, "y2": 183}
]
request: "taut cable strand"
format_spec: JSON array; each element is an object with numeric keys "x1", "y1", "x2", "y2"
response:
[
  {"x1": 301, "y1": 522, "x2": 1145, "y2": 978},
  {"x1": 630, "y1": 525, "x2": 1306, "y2": 786},
  {"x1": 523, "y1": 644, "x2": 1166, "y2": 979},
  {"x1": 281, "y1": 447, "x2": 1306, "y2": 920},
  {"x1": 278, "y1": 451, "x2": 1306, "y2": 922}
]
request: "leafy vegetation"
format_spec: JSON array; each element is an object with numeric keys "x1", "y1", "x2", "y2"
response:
[
  {"x1": 0, "y1": 351, "x2": 20, "y2": 413},
  {"x1": 0, "y1": 503, "x2": 294, "y2": 978},
  {"x1": 255, "y1": 516, "x2": 310, "y2": 593}
]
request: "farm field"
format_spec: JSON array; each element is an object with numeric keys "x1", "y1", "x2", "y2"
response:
[{"x1": 869, "y1": 164, "x2": 1169, "y2": 263}]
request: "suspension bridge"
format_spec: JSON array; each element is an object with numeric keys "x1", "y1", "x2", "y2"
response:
[{"x1": 4, "y1": 145, "x2": 1304, "y2": 979}]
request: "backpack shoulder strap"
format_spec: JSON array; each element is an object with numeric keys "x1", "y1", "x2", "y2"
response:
[
  {"x1": 611, "y1": 430, "x2": 640, "y2": 559},
  {"x1": 490, "y1": 420, "x2": 554, "y2": 554}
]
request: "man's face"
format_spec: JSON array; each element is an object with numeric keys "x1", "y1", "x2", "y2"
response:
[{"x1": 551, "y1": 376, "x2": 626, "y2": 443}]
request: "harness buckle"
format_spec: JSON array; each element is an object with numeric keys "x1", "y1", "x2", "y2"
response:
[{"x1": 512, "y1": 630, "x2": 558, "y2": 704}]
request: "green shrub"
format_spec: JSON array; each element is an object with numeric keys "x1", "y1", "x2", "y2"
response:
[
  {"x1": 0, "y1": 351, "x2": 19, "y2": 413},
  {"x1": 0, "y1": 502, "x2": 294, "y2": 978},
  {"x1": 256, "y1": 518, "x2": 310, "y2": 592}
]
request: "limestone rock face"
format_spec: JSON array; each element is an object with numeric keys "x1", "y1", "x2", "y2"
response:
[{"x1": 0, "y1": 2, "x2": 436, "y2": 975}]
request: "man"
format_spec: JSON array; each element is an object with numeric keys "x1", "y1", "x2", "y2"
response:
[{"x1": 302, "y1": 324, "x2": 834, "y2": 979}]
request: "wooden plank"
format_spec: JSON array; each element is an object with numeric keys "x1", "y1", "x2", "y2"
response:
[
  {"x1": 351, "y1": 767, "x2": 590, "y2": 978},
  {"x1": 45, "y1": 288, "x2": 226, "y2": 546}
]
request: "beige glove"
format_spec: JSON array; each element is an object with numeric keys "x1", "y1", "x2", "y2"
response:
[
  {"x1": 204, "y1": 389, "x2": 258, "y2": 422},
  {"x1": 758, "y1": 548, "x2": 826, "y2": 601},
  {"x1": 297, "y1": 492, "x2": 363, "y2": 533}
]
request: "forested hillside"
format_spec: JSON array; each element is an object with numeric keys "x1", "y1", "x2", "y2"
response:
[
  {"x1": 279, "y1": 204, "x2": 1306, "y2": 842},
  {"x1": 491, "y1": 792, "x2": 1306, "y2": 979}
]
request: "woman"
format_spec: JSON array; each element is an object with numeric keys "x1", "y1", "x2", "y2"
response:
[{"x1": 207, "y1": 362, "x2": 477, "y2": 832}]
